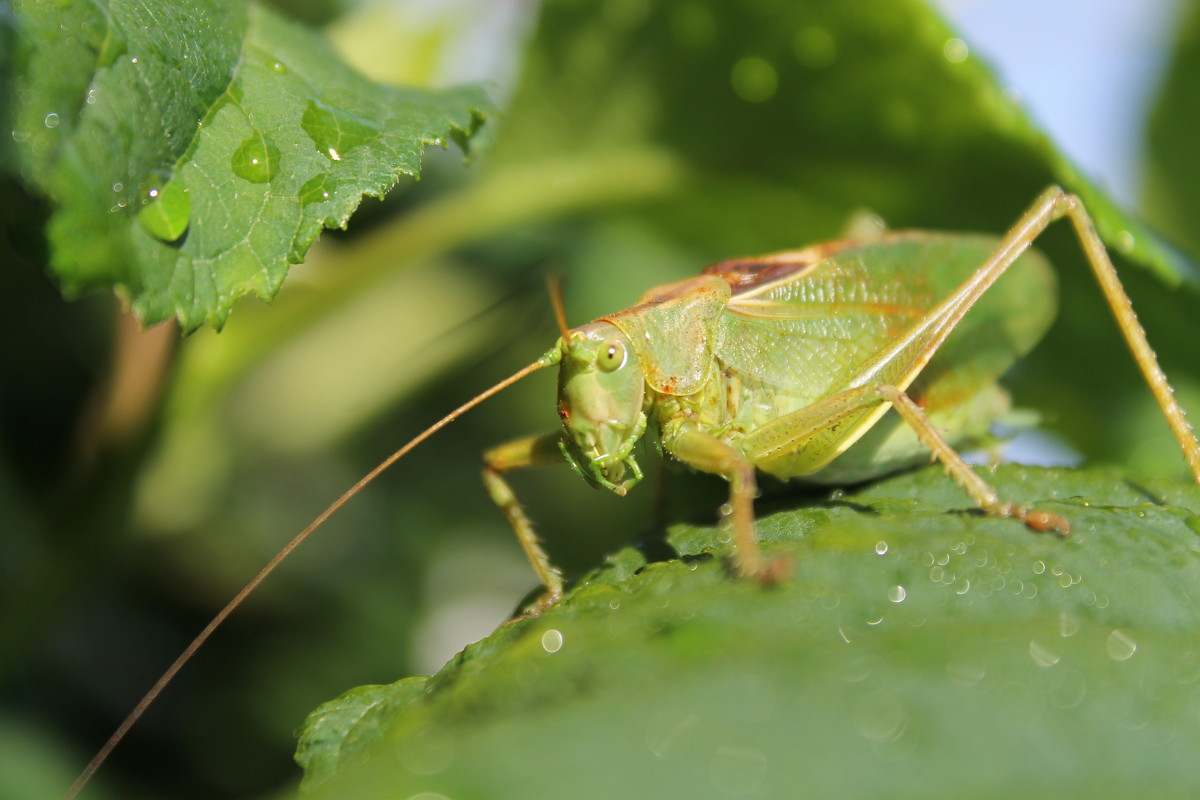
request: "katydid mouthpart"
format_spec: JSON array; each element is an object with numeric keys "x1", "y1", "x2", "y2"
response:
[{"x1": 66, "y1": 186, "x2": 1200, "y2": 798}]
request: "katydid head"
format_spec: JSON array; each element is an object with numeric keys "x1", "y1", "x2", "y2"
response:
[{"x1": 556, "y1": 322, "x2": 647, "y2": 496}]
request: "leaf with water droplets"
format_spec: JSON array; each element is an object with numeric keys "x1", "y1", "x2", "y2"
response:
[
  {"x1": 10, "y1": 0, "x2": 492, "y2": 331},
  {"x1": 295, "y1": 465, "x2": 1200, "y2": 798}
]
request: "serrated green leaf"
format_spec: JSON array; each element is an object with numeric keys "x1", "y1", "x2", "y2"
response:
[
  {"x1": 11, "y1": 0, "x2": 492, "y2": 331},
  {"x1": 297, "y1": 466, "x2": 1200, "y2": 799}
]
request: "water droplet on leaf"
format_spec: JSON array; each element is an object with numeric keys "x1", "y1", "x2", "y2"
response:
[
  {"x1": 231, "y1": 133, "x2": 281, "y2": 183},
  {"x1": 301, "y1": 99, "x2": 382, "y2": 161},
  {"x1": 1029, "y1": 639, "x2": 1060, "y2": 667},
  {"x1": 540, "y1": 628, "x2": 564, "y2": 653},
  {"x1": 137, "y1": 179, "x2": 190, "y2": 242},
  {"x1": 1106, "y1": 629, "x2": 1137, "y2": 661},
  {"x1": 1114, "y1": 230, "x2": 1136, "y2": 254},
  {"x1": 299, "y1": 173, "x2": 337, "y2": 205}
]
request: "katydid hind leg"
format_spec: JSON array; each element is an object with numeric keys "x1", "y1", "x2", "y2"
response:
[
  {"x1": 1050, "y1": 190, "x2": 1200, "y2": 483},
  {"x1": 483, "y1": 432, "x2": 570, "y2": 609},
  {"x1": 965, "y1": 186, "x2": 1198, "y2": 483},
  {"x1": 741, "y1": 382, "x2": 1069, "y2": 533},
  {"x1": 877, "y1": 385, "x2": 1069, "y2": 534}
]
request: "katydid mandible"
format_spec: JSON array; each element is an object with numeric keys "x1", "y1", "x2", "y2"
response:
[{"x1": 65, "y1": 186, "x2": 1200, "y2": 799}]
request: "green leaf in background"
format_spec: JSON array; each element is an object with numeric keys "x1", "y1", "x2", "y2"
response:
[
  {"x1": 1145, "y1": 0, "x2": 1200, "y2": 261},
  {"x1": 296, "y1": 465, "x2": 1200, "y2": 799},
  {"x1": 494, "y1": 0, "x2": 1180, "y2": 280},
  {"x1": 11, "y1": 0, "x2": 491, "y2": 331}
]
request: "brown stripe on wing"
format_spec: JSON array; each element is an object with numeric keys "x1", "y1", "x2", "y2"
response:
[{"x1": 702, "y1": 239, "x2": 861, "y2": 295}]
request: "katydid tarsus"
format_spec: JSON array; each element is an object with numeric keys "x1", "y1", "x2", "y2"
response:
[{"x1": 66, "y1": 186, "x2": 1200, "y2": 798}]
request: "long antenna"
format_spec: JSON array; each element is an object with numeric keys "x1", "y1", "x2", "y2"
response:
[
  {"x1": 65, "y1": 355, "x2": 554, "y2": 800},
  {"x1": 546, "y1": 274, "x2": 570, "y2": 338}
]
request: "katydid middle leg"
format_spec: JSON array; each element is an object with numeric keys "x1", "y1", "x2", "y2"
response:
[{"x1": 664, "y1": 425, "x2": 788, "y2": 582}]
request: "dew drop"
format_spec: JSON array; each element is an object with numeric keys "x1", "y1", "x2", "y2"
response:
[
  {"x1": 298, "y1": 173, "x2": 337, "y2": 205},
  {"x1": 888, "y1": 585, "x2": 906, "y2": 604},
  {"x1": 1106, "y1": 629, "x2": 1137, "y2": 661},
  {"x1": 112, "y1": 182, "x2": 124, "y2": 193},
  {"x1": 874, "y1": 540, "x2": 889, "y2": 556},
  {"x1": 231, "y1": 133, "x2": 281, "y2": 183},
  {"x1": 541, "y1": 628, "x2": 564, "y2": 653},
  {"x1": 301, "y1": 98, "x2": 382, "y2": 161},
  {"x1": 1029, "y1": 639, "x2": 1060, "y2": 667},
  {"x1": 43, "y1": 112, "x2": 60, "y2": 128},
  {"x1": 137, "y1": 179, "x2": 191, "y2": 242},
  {"x1": 854, "y1": 692, "x2": 905, "y2": 742},
  {"x1": 731, "y1": 56, "x2": 778, "y2": 103},
  {"x1": 272, "y1": 60, "x2": 288, "y2": 74},
  {"x1": 1058, "y1": 611, "x2": 1080, "y2": 638},
  {"x1": 946, "y1": 659, "x2": 986, "y2": 686},
  {"x1": 943, "y1": 38, "x2": 968, "y2": 63},
  {"x1": 1049, "y1": 668, "x2": 1087, "y2": 710},
  {"x1": 1114, "y1": 230, "x2": 1136, "y2": 254}
]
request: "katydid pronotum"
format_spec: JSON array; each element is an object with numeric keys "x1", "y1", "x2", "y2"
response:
[{"x1": 66, "y1": 186, "x2": 1200, "y2": 798}]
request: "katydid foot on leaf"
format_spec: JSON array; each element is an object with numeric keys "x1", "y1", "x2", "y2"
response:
[{"x1": 66, "y1": 187, "x2": 1200, "y2": 797}]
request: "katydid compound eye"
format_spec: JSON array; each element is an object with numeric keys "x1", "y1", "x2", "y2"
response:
[{"x1": 598, "y1": 340, "x2": 626, "y2": 372}]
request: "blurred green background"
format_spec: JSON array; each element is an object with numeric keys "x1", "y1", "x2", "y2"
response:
[{"x1": 2, "y1": 0, "x2": 1198, "y2": 797}]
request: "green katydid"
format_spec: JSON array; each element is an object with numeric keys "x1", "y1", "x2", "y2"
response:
[
  {"x1": 481, "y1": 185, "x2": 1200, "y2": 608},
  {"x1": 65, "y1": 186, "x2": 1200, "y2": 798}
]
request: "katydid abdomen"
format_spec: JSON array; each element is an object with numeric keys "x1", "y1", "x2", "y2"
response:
[{"x1": 654, "y1": 234, "x2": 1058, "y2": 483}]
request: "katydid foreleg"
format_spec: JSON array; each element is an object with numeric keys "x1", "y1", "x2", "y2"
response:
[{"x1": 482, "y1": 432, "x2": 566, "y2": 605}]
